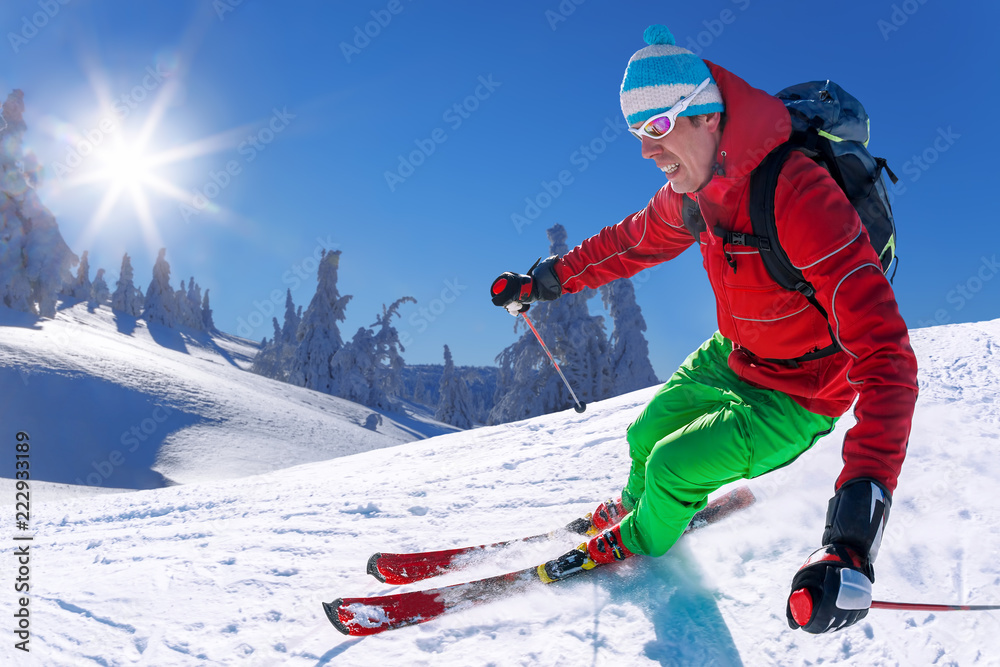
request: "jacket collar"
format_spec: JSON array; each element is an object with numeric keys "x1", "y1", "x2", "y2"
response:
[{"x1": 702, "y1": 61, "x2": 791, "y2": 187}]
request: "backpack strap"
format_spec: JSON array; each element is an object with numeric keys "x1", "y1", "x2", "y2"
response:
[
  {"x1": 680, "y1": 194, "x2": 706, "y2": 239},
  {"x1": 743, "y1": 137, "x2": 842, "y2": 365}
]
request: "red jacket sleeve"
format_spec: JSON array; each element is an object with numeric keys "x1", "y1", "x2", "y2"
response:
[
  {"x1": 554, "y1": 186, "x2": 695, "y2": 293},
  {"x1": 775, "y1": 152, "x2": 918, "y2": 494}
]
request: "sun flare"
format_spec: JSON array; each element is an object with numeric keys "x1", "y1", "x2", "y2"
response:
[{"x1": 53, "y1": 47, "x2": 252, "y2": 255}]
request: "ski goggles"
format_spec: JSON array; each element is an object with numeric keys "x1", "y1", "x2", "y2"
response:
[{"x1": 628, "y1": 78, "x2": 712, "y2": 140}]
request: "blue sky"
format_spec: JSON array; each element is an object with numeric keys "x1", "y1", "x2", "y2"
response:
[{"x1": 2, "y1": 0, "x2": 998, "y2": 379}]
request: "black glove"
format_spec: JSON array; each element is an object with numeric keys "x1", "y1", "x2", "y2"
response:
[
  {"x1": 490, "y1": 256, "x2": 562, "y2": 315},
  {"x1": 786, "y1": 543, "x2": 873, "y2": 633},
  {"x1": 787, "y1": 479, "x2": 891, "y2": 634}
]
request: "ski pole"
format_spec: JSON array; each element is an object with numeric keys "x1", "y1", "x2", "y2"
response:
[
  {"x1": 872, "y1": 600, "x2": 1000, "y2": 612},
  {"x1": 521, "y1": 312, "x2": 586, "y2": 413}
]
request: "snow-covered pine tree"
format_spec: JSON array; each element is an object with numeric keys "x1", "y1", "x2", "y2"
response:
[
  {"x1": 435, "y1": 344, "x2": 475, "y2": 429},
  {"x1": 0, "y1": 89, "x2": 77, "y2": 317},
  {"x1": 202, "y1": 289, "x2": 215, "y2": 331},
  {"x1": 68, "y1": 250, "x2": 92, "y2": 300},
  {"x1": 488, "y1": 306, "x2": 555, "y2": 424},
  {"x1": 329, "y1": 326, "x2": 377, "y2": 405},
  {"x1": 143, "y1": 248, "x2": 177, "y2": 326},
  {"x1": 251, "y1": 319, "x2": 286, "y2": 380},
  {"x1": 288, "y1": 250, "x2": 352, "y2": 393},
  {"x1": 132, "y1": 284, "x2": 144, "y2": 314},
  {"x1": 281, "y1": 289, "x2": 300, "y2": 344},
  {"x1": 176, "y1": 279, "x2": 193, "y2": 327},
  {"x1": 600, "y1": 278, "x2": 659, "y2": 394},
  {"x1": 367, "y1": 296, "x2": 416, "y2": 410},
  {"x1": 90, "y1": 268, "x2": 110, "y2": 306},
  {"x1": 248, "y1": 289, "x2": 295, "y2": 379},
  {"x1": 488, "y1": 224, "x2": 613, "y2": 425},
  {"x1": 184, "y1": 278, "x2": 203, "y2": 330},
  {"x1": 111, "y1": 253, "x2": 141, "y2": 315}
]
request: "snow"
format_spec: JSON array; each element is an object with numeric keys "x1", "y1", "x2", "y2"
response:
[
  {"x1": 0, "y1": 303, "x2": 458, "y2": 488},
  {"x1": 2, "y1": 306, "x2": 1000, "y2": 665}
]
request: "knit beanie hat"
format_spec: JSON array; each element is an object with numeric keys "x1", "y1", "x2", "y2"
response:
[{"x1": 620, "y1": 25, "x2": 725, "y2": 127}]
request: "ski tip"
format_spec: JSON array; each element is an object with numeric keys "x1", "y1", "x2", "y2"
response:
[
  {"x1": 323, "y1": 599, "x2": 351, "y2": 635},
  {"x1": 366, "y1": 553, "x2": 387, "y2": 583}
]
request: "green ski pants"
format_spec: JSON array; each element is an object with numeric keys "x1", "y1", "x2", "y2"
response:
[{"x1": 617, "y1": 332, "x2": 837, "y2": 557}]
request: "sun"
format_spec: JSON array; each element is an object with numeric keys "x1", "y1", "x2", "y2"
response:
[{"x1": 97, "y1": 140, "x2": 153, "y2": 190}]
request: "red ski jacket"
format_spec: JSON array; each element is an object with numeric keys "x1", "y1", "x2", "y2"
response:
[{"x1": 554, "y1": 63, "x2": 918, "y2": 494}]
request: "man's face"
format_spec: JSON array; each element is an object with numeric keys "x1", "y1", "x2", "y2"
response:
[{"x1": 636, "y1": 114, "x2": 721, "y2": 194}]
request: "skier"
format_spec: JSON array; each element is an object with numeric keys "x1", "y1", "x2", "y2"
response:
[{"x1": 490, "y1": 25, "x2": 918, "y2": 634}]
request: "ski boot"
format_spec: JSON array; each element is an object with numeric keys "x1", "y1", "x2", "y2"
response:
[
  {"x1": 537, "y1": 525, "x2": 635, "y2": 583},
  {"x1": 585, "y1": 497, "x2": 630, "y2": 536}
]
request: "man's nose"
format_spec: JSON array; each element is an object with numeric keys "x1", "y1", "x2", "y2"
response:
[{"x1": 640, "y1": 135, "x2": 659, "y2": 159}]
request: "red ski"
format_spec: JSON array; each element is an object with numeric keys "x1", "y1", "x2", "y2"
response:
[
  {"x1": 366, "y1": 519, "x2": 589, "y2": 585},
  {"x1": 325, "y1": 486, "x2": 756, "y2": 636},
  {"x1": 367, "y1": 485, "x2": 755, "y2": 586}
]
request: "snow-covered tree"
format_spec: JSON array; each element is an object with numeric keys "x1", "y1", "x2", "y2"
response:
[
  {"x1": 68, "y1": 250, "x2": 92, "y2": 300},
  {"x1": 143, "y1": 248, "x2": 176, "y2": 326},
  {"x1": 329, "y1": 326, "x2": 377, "y2": 404},
  {"x1": 368, "y1": 296, "x2": 415, "y2": 410},
  {"x1": 0, "y1": 90, "x2": 77, "y2": 317},
  {"x1": 281, "y1": 289, "x2": 300, "y2": 344},
  {"x1": 251, "y1": 318, "x2": 287, "y2": 380},
  {"x1": 202, "y1": 289, "x2": 215, "y2": 331},
  {"x1": 436, "y1": 345, "x2": 475, "y2": 429},
  {"x1": 181, "y1": 277, "x2": 203, "y2": 329},
  {"x1": 489, "y1": 224, "x2": 613, "y2": 425},
  {"x1": 288, "y1": 250, "x2": 352, "y2": 392},
  {"x1": 111, "y1": 253, "x2": 142, "y2": 316},
  {"x1": 176, "y1": 280, "x2": 190, "y2": 324},
  {"x1": 599, "y1": 278, "x2": 659, "y2": 394},
  {"x1": 326, "y1": 296, "x2": 414, "y2": 410},
  {"x1": 90, "y1": 268, "x2": 110, "y2": 306}
]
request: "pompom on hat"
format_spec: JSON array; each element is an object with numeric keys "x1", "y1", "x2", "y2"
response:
[{"x1": 620, "y1": 25, "x2": 725, "y2": 127}]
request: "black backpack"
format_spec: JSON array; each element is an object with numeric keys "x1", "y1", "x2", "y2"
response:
[{"x1": 682, "y1": 80, "x2": 899, "y2": 366}]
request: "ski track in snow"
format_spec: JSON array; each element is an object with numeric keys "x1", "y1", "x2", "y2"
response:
[{"x1": 2, "y1": 307, "x2": 1000, "y2": 665}]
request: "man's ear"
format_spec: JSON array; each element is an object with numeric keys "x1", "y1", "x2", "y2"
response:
[{"x1": 705, "y1": 112, "x2": 723, "y2": 133}]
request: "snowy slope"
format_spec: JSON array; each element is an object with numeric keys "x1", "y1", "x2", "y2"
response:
[
  {"x1": 0, "y1": 302, "x2": 458, "y2": 489},
  {"x1": 3, "y1": 318, "x2": 1000, "y2": 666}
]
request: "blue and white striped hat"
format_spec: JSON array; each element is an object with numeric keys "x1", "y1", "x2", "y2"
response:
[{"x1": 620, "y1": 25, "x2": 725, "y2": 127}]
